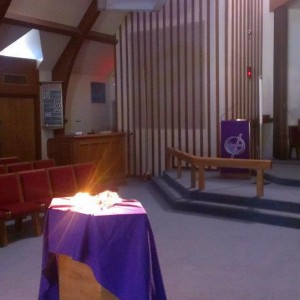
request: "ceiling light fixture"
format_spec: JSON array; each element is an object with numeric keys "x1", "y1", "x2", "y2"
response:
[{"x1": 97, "y1": 0, "x2": 167, "y2": 11}]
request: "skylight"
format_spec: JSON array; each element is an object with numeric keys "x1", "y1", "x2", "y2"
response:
[{"x1": 0, "y1": 29, "x2": 43, "y2": 66}]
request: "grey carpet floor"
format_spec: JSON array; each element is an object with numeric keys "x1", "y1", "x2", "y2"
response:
[{"x1": 0, "y1": 178, "x2": 300, "y2": 300}]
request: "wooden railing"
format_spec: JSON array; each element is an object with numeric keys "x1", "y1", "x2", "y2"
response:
[{"x1": 165, "y1": 147, "x2": 272, "y2": 197}]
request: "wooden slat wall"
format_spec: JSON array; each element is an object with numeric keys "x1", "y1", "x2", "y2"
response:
[{"x1": 116, "y1": 0, "x2": 263, "y2": 176}]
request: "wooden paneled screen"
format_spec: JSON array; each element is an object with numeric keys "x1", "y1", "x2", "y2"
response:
[{"x1": 116, "y1": 0, "x2": 263, "y2": 177}]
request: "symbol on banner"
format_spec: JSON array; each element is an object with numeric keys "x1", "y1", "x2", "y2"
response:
[{"x1": 224, "y1": 133, "x2": 246, "y2": 158}]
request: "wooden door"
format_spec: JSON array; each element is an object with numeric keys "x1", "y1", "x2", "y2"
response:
[{"x1": 0, "y1": 97, "x2": 36, "y2": 161}]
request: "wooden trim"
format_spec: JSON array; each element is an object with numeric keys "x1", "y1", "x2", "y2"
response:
[
  {"x1": 0, "y1": 0, "x2": 12, "y2": 23},
  {"x1": 3, "y1": 12, "x2": 80, "y2": 37},
  {"x1": 273, "y1": 5, "x2": 288, "y2": 159},
  {"x1": 3, "y1": 12, "x2": 116, "y2": 44}
]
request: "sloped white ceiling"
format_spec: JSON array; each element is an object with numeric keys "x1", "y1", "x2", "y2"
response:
[
  {"x1": 7, "y1": 0, "x2": 91, "y2": 27},
  {"x1": 97, "y1": 0, "x2": 166, "y2": 11},
  {"x1": 0, "y1": 24, "x2": 31, "y2": 51},
  {"x1": 1, "y1": 0, "x2": 128, "y2": 75},
  {"x1": 92, "y1": 10, "x2": 128, "y2": 35},
  {"x1": 38, "y1": 32, "x2": 70, "y2": 71}
]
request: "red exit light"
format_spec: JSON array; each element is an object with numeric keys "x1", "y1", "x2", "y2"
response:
[{"x1": 247, "y1": 66, "x2": 252, "y2": 78}]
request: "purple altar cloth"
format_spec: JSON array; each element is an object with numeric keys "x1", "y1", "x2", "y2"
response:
[{"x1": 38, "y1": 198, "x2": 166, "y2": 300}]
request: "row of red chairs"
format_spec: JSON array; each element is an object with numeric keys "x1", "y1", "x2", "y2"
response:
[
  {"x1": 0, "y1": 159, "x2": 55, "y2": 174},
  {"x1": 0, "y1": 162, "x2": 101, "y2": 247},
  {"x1": 0, "y1": 156, "x2": 19, "y2": 165}
]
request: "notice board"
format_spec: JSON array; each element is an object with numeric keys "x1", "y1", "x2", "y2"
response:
[{"x1": 41, "y1": 82, "x2": 63, "y2": 129}]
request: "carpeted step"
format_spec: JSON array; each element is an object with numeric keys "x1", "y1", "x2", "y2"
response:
[{"x1": 152, "y1": 175, "x2": 300, "y2": 229}]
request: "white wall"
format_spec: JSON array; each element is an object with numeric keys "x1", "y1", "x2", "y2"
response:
[{"x1": 65, "y1": 72, "x2": 114, "y2": 135}]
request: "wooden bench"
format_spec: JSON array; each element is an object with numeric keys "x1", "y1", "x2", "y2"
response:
[{"x1": 166, "y1": 147, "x2": 272, "y2": 197}]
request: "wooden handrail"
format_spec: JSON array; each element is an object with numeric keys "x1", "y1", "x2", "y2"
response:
[{"x1": 166, "y1": 147, "x2": 272, "y2": 197}]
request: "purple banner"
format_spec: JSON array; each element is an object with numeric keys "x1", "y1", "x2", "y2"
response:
[{"x1": 220, "y1": 120, "x2": 250, "y2": 176}]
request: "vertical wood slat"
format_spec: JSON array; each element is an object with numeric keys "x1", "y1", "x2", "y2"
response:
[
  {"x1": 119, "y1": 25, "x2": 124, "y2": 132},
  {"x1": 191, "y1": 0, "x2": 196, "y2": 155},
  {"x1": 224, "y1": 1, "x2": 229, "y2": 120},
  {"x1": 125, "y1": 16, "x2": 131, "y2": 175},
  {"x1": 215, "y1": 0, "x2": 220, "y2": 156},
  {"x1": 199, "y1": 0, "x2": 204, "y2": 156},
  {"x1": 206, "y1": 0, "x2": 211, "y2": 156},
  {"x1": 184, "y1": 0, "x2": 188, "y2": 154},
  {"x1": 142, "y1": 12, "x2": 148, "y2": 177},
  {"x1": 114, "y1": 35, "x2": 118, "y2": 132},
  {"x1": 163, "y1": 6, "x2": 168, "y2": 168},
  {"x1": 137, "y1": 13, "x2": 143, "y2": 175},
  {"x1": 230, "y1": 0, "x2": 235, "y2": 119},
  {"x1": 170, "y1": 0, "x2": 175, "y2": 153},
  {"x1": 177, "y1": 0, "x2": 181, "y2": 151},
  {"x1": 234, "y1": 0, "x2": 239, "y2": 119},
  {"x1": 238, "y1": 0, "x2": 241, "y2": 118},
  {"x1": 242, "y1": 0, "x2": 246, "y2": 118},
  {"x1": 156, "y1": 12, "x2": 162, "y2": 174},
  {"x1": 130, "y1": 13, "x2": 137, "y2": 175},
  {"x1": 149, "y1": 13, "x2": 155, "y2": 175},
  {"x1": 273, "y1": 4, "x2": 288, "y2": 158},
  {"x1": 246, "y1": 0, "x2": 250, "y2": 119}
]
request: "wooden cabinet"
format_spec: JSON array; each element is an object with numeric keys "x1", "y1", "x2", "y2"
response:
[{"x1": 47, "y1": 133, "x2": 126, "y2": 185}]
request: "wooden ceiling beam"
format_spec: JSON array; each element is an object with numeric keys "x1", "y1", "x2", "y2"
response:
[
  {"x1": 52, "y1": 0, "x2": 101, "y2": 135},
  {"x1": 269, "y1": 0, "x2": 292, "y2": 11},
  {"x1": 3, "y1": 12, "x2": 80, "y2": 36},
  {"x1": 52, "y1": 0, "x2": 101, "y2": 83},
  {"x1": 0, "y1": 0, "x2": 12, "y2": 23},
  {"x1": 2, "y1": 12, "x2": 117, "y2": 44}
]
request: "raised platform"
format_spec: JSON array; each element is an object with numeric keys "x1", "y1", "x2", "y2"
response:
[{"x1": 152, "y1": 160, "x2": 300, "y2": 229}]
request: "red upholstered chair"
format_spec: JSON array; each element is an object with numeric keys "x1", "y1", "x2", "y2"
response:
[
  {"x1": 73, "y1": 162, "x2": 103, "y2": 195},
  {"x1": 6, "y1": 162, "x2": 34, "y2": 173},
  {"x1": 48, "y1": 165, "x2": 78, "y2": 198},
  {"x1": 19, "y1": 169, "x2": 53, "y2": 210},
  {"x1": 0, "y1": 210, "x2": 11, "y2": 246},
  {"x1": 0, "y1": 173, "x2": 42, "y2": 246},
  {"x1": 33, "y1": 159, "x2": 55, "y2": 169},
  {"x1": 0, "y1": 164, "x2": 6, "y2": 174},
  {"x1": 0, "y1": 156, "x2": 19, "y2": 165}
]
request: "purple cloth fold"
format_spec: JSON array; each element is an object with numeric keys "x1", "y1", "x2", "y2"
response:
[{"x1": 38, "y1": 202, "x2": 166, "y2": 300}]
